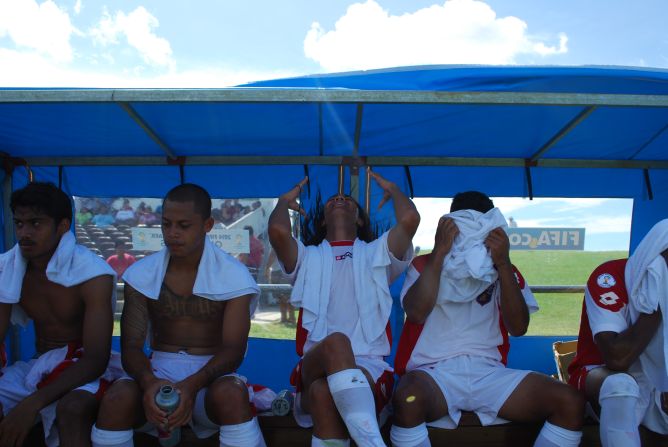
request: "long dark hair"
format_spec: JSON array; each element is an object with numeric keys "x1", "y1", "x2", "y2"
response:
[{"x1": 300, "y1": 191, "x2": 378, "y2": 246}]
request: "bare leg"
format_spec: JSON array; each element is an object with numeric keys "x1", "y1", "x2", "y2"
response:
[
  {"x1": 498, "y1": 372, "x2": 584, "y2": 430},
  {"x1": 392, "y1": 370, "x2": 448, "y2": 428},
  {"x1": 207, "y1": 376, "x2": 265, "y2": 447},
  {"x1": 301, "y1": 332, "x2": 383, "y2": 445},
  {"x1": 95, "y1": 380, "x2": 144, "y2": 430},
  {"x1": 56, "y1": 390, "x2": 99, "y2": 447},
  {"x1": 205, "y1": 375, "x2": 252, "y2": 425}
]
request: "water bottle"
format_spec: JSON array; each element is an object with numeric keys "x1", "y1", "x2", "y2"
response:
[
  {"x1": 155, "y1": 385, "x2": 181, "y2": 447},
  {"x1": 271, "y1": 389, "x2": 294, "y2": 416}
]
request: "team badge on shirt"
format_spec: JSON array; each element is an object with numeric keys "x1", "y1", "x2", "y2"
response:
[
  {"x1": 476, "y1": 284, "x2": 495, "y2": 306},
  {"x1": 597, "y1": 273, "x2": 616, "y2": 288}
]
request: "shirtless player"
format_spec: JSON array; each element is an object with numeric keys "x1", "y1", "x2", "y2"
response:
[
  {"x1": 91, "y1": 184, "x2": 265, "y2": 447},
  {"x1": 0, "y1": 182, "x2": 116, "y2": 447}
]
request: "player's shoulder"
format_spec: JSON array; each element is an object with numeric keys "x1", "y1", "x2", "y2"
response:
[{"x1": 586, "y1": 259, "x2": 628, "y2": 311}]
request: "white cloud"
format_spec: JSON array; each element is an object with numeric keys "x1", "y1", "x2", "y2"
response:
[
  {"x1": 90, "y1": 6, "x2": 174, "y2": 69},
  {"x1": 74, "y1": 0, "x2": 82, "y2": 15},
  {"x1": 0, "y1": 47, "x2": 295, "y2": 87},
  {"x1": 0, "y1": 0, "x2": 77, "y2": 62},
  {"x1": 304, "y1": 0, "x2": 568, "y2": 71}
]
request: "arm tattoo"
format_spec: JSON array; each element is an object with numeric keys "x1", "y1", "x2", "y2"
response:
[{"x1": 121, "y1": 286, "x2": 149, "y2": 347}]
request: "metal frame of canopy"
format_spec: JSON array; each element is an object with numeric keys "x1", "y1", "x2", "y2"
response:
[{"x1": 2, "y1": 86, "x2": 668, "y2": 249}]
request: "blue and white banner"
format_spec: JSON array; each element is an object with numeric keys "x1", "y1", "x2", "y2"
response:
[
  {"x1": 506, "y1": 228, "x2": 585, "y2": 250},
  {"x1": 131, "y1": 227, "x2": 250, "y2": 253}
]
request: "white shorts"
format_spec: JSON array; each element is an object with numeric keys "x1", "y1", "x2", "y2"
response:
[
  {"x1": 127, "y1": 351, "x2": 248, "y2": 440},
  {"x1": 0, "y1": 348, "x2": 122, "y2": 447},
  {"x1": 413, "y1": 354, "x2": 531, "y2": 429},
  {"x1": 293, "y1": 355, "x2": 393, "y2": 428}
]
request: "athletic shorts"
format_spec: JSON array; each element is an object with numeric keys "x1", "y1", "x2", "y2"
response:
[
  {"x1": 290, "y1": 355, "x2": 394, "y2": 428},
  {"x1": 0, "y1": 347, "x2": 121, "y2": 447},
  {"x1": 412, "y1": 354, "x2": 531, "y2": 429}
]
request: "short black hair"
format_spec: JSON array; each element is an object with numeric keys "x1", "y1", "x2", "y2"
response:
[
  {"x1": 10, "y1": 182, "x2": 72, "y2": 225},
  {"x1": 163, "y1": 183, "x2": 212, "y2": 219},
  {"x1": 450, "y1": 191, "x2": 494, "y2": 213}
]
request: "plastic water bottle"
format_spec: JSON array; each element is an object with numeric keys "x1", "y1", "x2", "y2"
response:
[
  {"x1": 155, "y1": 385, "x2": 181, "y2": 447},
  {"x1": 271, "y1": 389, "x2": 294, "y2": 416}
]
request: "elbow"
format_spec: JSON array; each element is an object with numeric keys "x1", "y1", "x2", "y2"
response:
[
  {"x1": 268, "y1": 222, "x2": 291, "y2": 245},
  {"x1": 400, "y1": 209, "x2": 421, "y2": 235},
  {"x1": 404, "y1": 307, "x2": 428, "y2": 326},
  {"x1": 508, "y1": 326, "x2": 528, "y2": 337}
]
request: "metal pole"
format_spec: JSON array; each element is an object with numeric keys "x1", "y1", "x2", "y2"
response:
[
  {"x1": 2, "y1": 172, "x2": 20, "y2": 363},
  {"x1": 338, "y1": 165, "x2": 344, "y2": 196}
]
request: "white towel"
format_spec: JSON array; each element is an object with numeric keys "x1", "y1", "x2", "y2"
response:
[
  {"x1": 122, "y1": 238, "x2": 260, "y2": 313},
  {"x1": 625, "y1": 218, "x2": 668, "y2": 391},
  {"x1": 291, "y1": 232, "x2": 408, "y2": 343},
  {"x1": 439, "y1": 208, "x2": 507, "y2": 303},
  {"x1": 0, "y1": 232, "x2": 116, "y2": 326}
]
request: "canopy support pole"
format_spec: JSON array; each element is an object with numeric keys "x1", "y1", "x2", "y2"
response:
[
  {"x1": 2, "y1": 170, "x2": 21, "y2": 363},
  {"x1": 118, "y1": 102, "x2": 178, "y2": 160},
  {"x1": 350, "y1": 104, "x2": 364, "y2": 202},
  {"x1": 530, "y1": 106, "x2": 597, "y2": 162},
  {"x1": 644, "y1": 169, "x2": 654, "y2": 200}
]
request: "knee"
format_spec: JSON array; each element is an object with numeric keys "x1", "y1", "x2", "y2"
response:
[
  {"x1": 392, "y1": 375, "x2": 427, "y2": 423},
  {"x1": 322, "y1": 332, "x2": 352, "y2": 358},
  {"x1": 208, "y1": 376, "x2": 249, "y2": 411},
  {"x1": 552, "y1": 382, "x2": 586, "y2": 422},
  {"x1": 57, "y1": 391, "x2": 97, "y2": 423},
  {"x1": 599, "y1": 373, "x2": 639, "y2": 403},
  {"x1": 97, "y1": 380, "x2": 140, "y2": 422},
  {"x1": 307, "y1": 378, "x2": 335, "y2": 409}
]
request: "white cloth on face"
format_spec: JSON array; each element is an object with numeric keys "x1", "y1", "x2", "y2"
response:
[
  {"x1": 439, "y1": 208, "x2": 507, "y2": 304},
  {"x1": 0, "y1": 231, "x2": 116, "y2": 326},
  {"x1": 288, "y1": 231, "x2": 413, "y2": 344},
  {"x1": 624, "y1": 218, "x2": 668, "y2": 392},
  {"x1": 122, "y1": 237, "x2": 260, "y2": 313}
]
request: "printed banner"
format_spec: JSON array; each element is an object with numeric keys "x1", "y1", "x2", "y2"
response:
[
  {"x1": 506, "y1": 228, "x2": 585, "y2": 250},
  {"x1": 131, "y1": 227, "x2": 250, "y2": 253}
]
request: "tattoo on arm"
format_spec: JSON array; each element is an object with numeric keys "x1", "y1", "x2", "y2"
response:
[{"x1": 121, "y1": 286, "x2": 149, "y2": 349}]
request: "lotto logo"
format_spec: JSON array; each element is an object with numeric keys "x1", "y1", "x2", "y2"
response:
[{"x1": 596, "y1": 291, "x2": 624, "y2": 312}]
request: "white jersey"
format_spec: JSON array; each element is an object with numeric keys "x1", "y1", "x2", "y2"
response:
[
  {"x1": 284, "y1": 235, "x2": 410, "y2": 357},
  {"x1": 397, "y1": 254, "x2": 538, "y2": 372}
]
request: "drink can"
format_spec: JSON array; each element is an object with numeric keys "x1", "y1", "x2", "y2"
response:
[{"x1": 271, "y1": 389, "x2": 294, "y2": 416}]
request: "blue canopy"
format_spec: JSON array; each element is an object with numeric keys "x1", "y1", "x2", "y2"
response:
[{"x1": 1, "y1": 65, "x2": 668, "y2": 251}]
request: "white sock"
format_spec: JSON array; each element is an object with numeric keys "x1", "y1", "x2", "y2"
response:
[
  {"x1": 311, "y1": 435, "x2": 350, "y2": 447},
  {"x1": 91, "y1": 425, "x2": 134, "y2": 447},
  {"x1": 599, "y1": 374, "x2": 641, "y2": 447},
  {"x1": 390, "y1": 423, "x2": 430, "y2": 447},
  {"x1": 327, "y1": 369, "x2": 386, "y2": 447},
  {"x1": 533, "y1": 421, "x2": 582, "y2": 447},
  {"x1": 219, "y1": 417, "x2": 266, "y2": 447}
]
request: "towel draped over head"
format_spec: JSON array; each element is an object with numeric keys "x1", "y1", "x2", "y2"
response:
[
  {"x1": 123, "y1": 237, "x2": 260, "y2": 313},
  {"x1": 0, "y1": 232, "x2": 116, "y2": 326},
  {"x1": 438, "y1": 208, "x2": 507, "y2": 304},
  {"x1": 625, "y1": 218, "x2": 668, "y2": 391}
]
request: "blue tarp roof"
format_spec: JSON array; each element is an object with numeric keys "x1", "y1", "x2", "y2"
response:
[{"x1": 1, "y1": 65, "x2": 668, "y2": 251}]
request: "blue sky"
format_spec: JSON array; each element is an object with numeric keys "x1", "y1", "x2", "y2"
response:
[{"x1": 2, "y1": 0, "x2": 665, "y2": 250}]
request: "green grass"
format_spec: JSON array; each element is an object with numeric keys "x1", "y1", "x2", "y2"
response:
[{"x1": 113, "y1": 250, "x2": 629, "y2": 338}]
